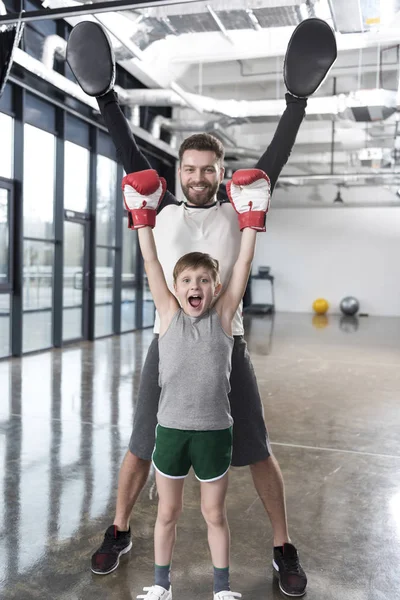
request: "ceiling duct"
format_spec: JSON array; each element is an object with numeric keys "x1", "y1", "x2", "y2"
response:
[
  {"x1": 117, "y1": 87, "x2": 399, "y2": 123},
  {"x1": 145, "y1": 0, "x2": 305, "y2": 18},
  {"x1": 339, "y1": 89, "x2": 398, "y2": 122}
]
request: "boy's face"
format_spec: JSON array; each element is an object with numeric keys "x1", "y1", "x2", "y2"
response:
[
  {"x1": 178, "y1": 149, "x2": 225, "y2": 207},
  {"x1": 174, "y1": 267, "x2": 221, "y2": 317}
]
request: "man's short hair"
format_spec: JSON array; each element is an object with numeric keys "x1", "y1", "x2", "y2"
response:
[
  {"x1": 178, "y1": 133, "x2": 225, "y2": 165},
  {"x1": 173, "y1": 252, "x2": 220, "y2": 284}
]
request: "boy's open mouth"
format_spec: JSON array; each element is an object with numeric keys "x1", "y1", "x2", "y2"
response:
[{"x1": 188, "y1": 295, "x2": 202, "y2": 308}]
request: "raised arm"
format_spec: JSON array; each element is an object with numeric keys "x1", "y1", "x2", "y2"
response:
[
  {"x1": 66, "y1": 21, "x2": 178, "y2": 211},
  {"x1": 122, "y1": 170, "x2": 178, "y2": 317},
  {"x1": 216, "y1": 169, "x2": 270, "y2": 322},
  {"x1": 137, "y1": 227, "x2": 177, "y2": 317}
]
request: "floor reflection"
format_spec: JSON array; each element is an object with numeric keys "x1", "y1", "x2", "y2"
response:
[
  {"x1": 1, "y1": 315, "x2": 400, "y2": 599},
  {"x1": 0, "y1": 329, "x2": 153, "y2": 594}
]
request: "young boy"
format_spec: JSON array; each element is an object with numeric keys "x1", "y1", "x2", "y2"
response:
[{"x1": 122, "y1": 167, "x2": 270, "y2": 600}]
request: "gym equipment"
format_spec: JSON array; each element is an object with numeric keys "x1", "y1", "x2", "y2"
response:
[
  {"x1": 340, "y1": 296, "x2": 360, "y2": 316},
  {"x1": 312, "y1": 298, "x2": 329, "y2": 315},
  {"x1": 66, "y1": 21, "x2": 115, "y2": 97},
  {"x1": 243, "y1": 266, "x2": 275, "y2": 315},
  {"x1": 284, "y1": 18, "x2": 337, "y2": 98}
]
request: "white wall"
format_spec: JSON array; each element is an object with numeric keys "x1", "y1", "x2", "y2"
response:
[{"x1": 252, "y1": 205, "x2": 400, "y2": 317}]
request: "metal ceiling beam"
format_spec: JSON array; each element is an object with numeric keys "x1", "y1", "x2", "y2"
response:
[{"x1": 0, "y1": 0, "x2": 203, "y2": 25}]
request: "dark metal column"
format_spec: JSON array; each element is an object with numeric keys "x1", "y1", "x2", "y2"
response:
[
  {"x1": 87, "y1": 127, "x2": 98, "y2": 341},
  {"x1": 113, "y1": 163, "x2": 124, "y2": 335},
  {"x1": 10, "y1": 85, "x2": 24, "y2": 357},
  {"x1": 53, "y1": 109, "x2": 65, "y2": 347}
]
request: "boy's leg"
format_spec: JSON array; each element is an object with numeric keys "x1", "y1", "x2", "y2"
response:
[
  {"x1": 154, "y1": 471, "x2": 185, "y2": 567},
  {"x1": 200, "y1": 474, "x2": 230, "y2": 569},
  {"x1": 191, "y1": 429, "x2": 237, "y2": 596},
  {"x1": 91, "y1": 337, "x2": 161, "y2": 575},
  {"x1": 228, "y1": 336, "x2": 307, "y2": 597},
  {"x1": 136, "y1": 470, "x2": 183, "y2": 600}
]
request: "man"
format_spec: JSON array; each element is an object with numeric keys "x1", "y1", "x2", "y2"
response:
[{"x1": 67, "y1": 17, "x2": 336, "y2": 597}]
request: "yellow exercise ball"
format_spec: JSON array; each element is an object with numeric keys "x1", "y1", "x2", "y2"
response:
[{"x1": 312, "y1": 298, "x2": 329, "y2": 315}]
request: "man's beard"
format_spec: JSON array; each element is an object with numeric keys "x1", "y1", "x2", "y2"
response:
[{"x1": 181, "y1": 181, "x2": 219, "y2": 206}]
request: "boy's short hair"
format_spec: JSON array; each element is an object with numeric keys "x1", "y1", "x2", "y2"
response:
[
  {"x1": 178, "y1": 133, "x2": 225, "y2": 165},
  {"x1": 173, "y1": 252, "x2": 220, "y2": 284}
]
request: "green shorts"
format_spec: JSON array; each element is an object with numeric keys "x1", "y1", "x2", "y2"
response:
[{"x1": 152, "y1": 425, "x2": 233, "y2": 482}]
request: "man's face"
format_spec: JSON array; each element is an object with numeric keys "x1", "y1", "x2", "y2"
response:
[{"x1": 179, "y1": 149, "x2": 225, "y2": 207}]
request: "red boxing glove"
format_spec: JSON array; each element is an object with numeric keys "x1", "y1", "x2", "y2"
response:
[
  {"x1": 122, "y1": 170, "x2": 166, "y2": 229},
  {"x1": 226, "y1": 168, "x2": 270, "y2": 231}
]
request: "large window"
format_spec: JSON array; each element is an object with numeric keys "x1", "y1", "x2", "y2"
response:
[
  {"x1": 0, "y1": 294, "x2": 10, "y2": 358},
  {"x1": 121, "y1": 217, "x2": 137, "y2": 332},
  {"x1": 0, "y1": 112, "x2": 13, "y2": 357},
  {"x1": 96, "y1": 155, "x2": 116, "y2": 247},
  {"x1": 0, "y1": 189, "x2": 10, "y2": 287},
  {"x1": 64, "y1": 142, "x2": 90, "y2": 213},
  {"x1": 23, "y1": 124, "x2": 56, "y2": 353},
  {"x1": 0, "y1": 113, "x2": 13, "y2": 178},
  {"x1": 95, "y1": 155, "x2": 117, "y2": 337},
  {"x1": 23, "y1": 124, "x2": 55, "y2": 239},
  {"x1": 63, "y1": 142, "x2": 90, "y2": 341}
]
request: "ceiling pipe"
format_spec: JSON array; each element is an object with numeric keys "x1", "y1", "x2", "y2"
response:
[
  {"x1": 13, "y1": 47, "x2": 99, "y2": 109},
  {"x1": 277, "y1": 171, "x2": 400, "y2": 183},
  {"x1": 0, "y1": 0, "x2": 204, "y2": 25},
  {"x1": 118, "y1": 87, "x2": 343, "y2": 119},
  {"x1": 41, "y1": 34, "x2": 67, "y2": 69}
]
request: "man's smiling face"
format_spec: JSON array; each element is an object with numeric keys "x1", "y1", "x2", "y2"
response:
[{"x1": 179, "y1": 149, "x2": 225, "y2": 207}]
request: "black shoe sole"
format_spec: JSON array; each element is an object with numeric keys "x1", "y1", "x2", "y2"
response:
[
  {"x1": 272, "y1": 562, "x2": 307, "y2": 597},
  {"x1": 91, "y1": 541, "x2": 133, "y2": 575}
]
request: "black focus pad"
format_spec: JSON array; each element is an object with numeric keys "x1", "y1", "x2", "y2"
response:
[
  {"x1": 284, "y1": 18, "x2": 337, "y2": 98},
  {"x1": 66, "y1": 21, "x2": 115, "y2": 97}
]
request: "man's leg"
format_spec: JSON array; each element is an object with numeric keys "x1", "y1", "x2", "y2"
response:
[
  {"x1": 91, "y1": 337, "x2": 161, "y2": 575},
  {"x1": 250, "y1": 456, "x2": 288, "y2": 547},
  {"x1": 229, "y1": 337, "x2": 307, "y2": 597},
  {"x1": 113, "y1": 451, "x2": 151, "y2": 532}
]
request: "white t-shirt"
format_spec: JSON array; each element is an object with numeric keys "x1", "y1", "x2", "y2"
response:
[{"x1": 153, "y1": 201, "x2": 244, "y2": 335}]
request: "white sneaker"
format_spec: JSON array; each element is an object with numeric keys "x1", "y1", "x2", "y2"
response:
[
  {"x1": 137, "y1": 585, "x2": 172, "y2": 600},
  {"x1": 214, "y1": 591, "x2": 242, "y2": 600}
]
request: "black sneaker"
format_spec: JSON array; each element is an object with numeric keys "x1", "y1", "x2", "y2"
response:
[
  {"x1": 273, "y1": 543, "x2": 307, "y2": 597},
  {"x1": 91, "y1": 525, "x2": 132, "y2": 575}
]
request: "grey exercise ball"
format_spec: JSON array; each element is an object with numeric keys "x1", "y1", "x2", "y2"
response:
[{"x1": 340, "y1": 296, "x2": 359, "y2": 316}]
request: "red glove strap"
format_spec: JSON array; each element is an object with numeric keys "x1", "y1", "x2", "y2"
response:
[
  {"x1": 129, "y1": 209, "x2": 157, "y2": 230},
  {"x1": 238, "y1": 211, "x2": 266, "y2": 232}
]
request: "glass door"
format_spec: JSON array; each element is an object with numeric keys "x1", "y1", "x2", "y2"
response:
[
  {"x1": 63, "y1": 214, "x2": 89, "y2": 342},
  {"x1": 0, "y1": 178, "x2": 13, "y2": 357}
]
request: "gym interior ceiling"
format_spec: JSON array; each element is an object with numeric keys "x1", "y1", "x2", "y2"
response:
[{"x1": 4, "y1": 0, "x2": 400, "y2": 205}]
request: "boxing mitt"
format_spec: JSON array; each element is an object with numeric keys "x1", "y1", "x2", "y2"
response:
[
  {"x1": 66, "y1": 22, "x2": 115, "y2": 97},
  {"x1": 122, "y1": 170, "x2": 166, "y2": 230},
  {"x1": 284, "y1": 18, "x2": 337, "y2": 98},
  {"x1": 226, "y1": 169, "x2": 270, "y2": 232}
]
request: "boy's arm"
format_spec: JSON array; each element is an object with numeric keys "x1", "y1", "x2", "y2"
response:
[
  {"x1": 138, "y1": 227, "x2": 178, "y2": 317},
  {"x1": 122, "y1": 170, "x2": 178, "y2": 317},
  {"x1": 216, "y1": 169, "x2": 270, "y2": 320},
  {"x1": 216, "y1": 228, "x2": 257, "y2": 320}
]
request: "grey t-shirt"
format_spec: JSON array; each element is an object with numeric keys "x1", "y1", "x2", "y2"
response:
[{"x1": 158, "y1": 308, "x2": 234, "y2": 430}]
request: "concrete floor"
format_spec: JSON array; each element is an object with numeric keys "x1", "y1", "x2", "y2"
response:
[{"x1": 1, "y1": 312, "x2": 400, "y2": 600}]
